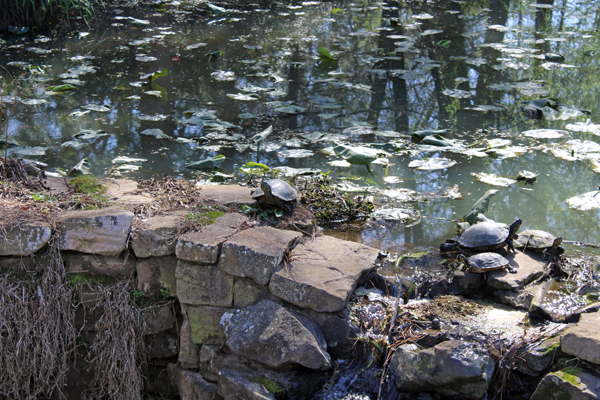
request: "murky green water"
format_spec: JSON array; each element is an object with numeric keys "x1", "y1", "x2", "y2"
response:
[{"x1": 2, "y1": 0, "x2": 600, "y2": 253}]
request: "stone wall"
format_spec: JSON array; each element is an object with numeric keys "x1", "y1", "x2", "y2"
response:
[{"x1": 0, "y1": 205, "x2": 380, "y2": 399}]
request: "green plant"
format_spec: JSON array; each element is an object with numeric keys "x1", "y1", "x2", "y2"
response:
[
  {"x1": 160, "y1": 287, "x2": 170, "y2": 300},
  {"x1": 241, "y1": 204, "x2": 283, "y2": 220},
  {"x1": 69, "y1": 175, "x2": 109, "y2": 205},
  {"x1": 185, "y1": 205, "x2": 226, "y2": 225},
  {"x1": 0, "y1": 0, "x2": 102, "y2": 33}
]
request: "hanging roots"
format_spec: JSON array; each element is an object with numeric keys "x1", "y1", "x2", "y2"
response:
[
  {"x1": 0, "y1": 249, "x2": 76, "y2": 399},
  {"x1": 83, "y1": 279, "x2": 147, "y2": 400}
]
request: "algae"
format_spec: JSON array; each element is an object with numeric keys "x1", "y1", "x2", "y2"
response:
[{"x1": 249, "y1": 376, "x2": 286, "y2": 399}]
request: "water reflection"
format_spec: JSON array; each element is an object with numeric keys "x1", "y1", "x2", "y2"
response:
[{"x1": 1, "y1": 0, "x2": 600, "y2": 252}]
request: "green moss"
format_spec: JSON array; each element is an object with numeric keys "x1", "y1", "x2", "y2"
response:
[
  {"x1": 249, "y1": 376, "x2": 285, "y2": 398},
  {"x1": 67, "y1": 272, "x2": 118, "y2": 286},
  {"x1": 557, "y1": 367, "x2": 582, "y2": 386},
  {"x1": 69, "y1": 176, "x2": 109, "y2": 203},
  {"x1": 186, "y1": 206, "x2": 226, "y2": 225}
]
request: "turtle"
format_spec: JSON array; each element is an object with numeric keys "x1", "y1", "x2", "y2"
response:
[
  {"x1": 513, "y1": 229, "x2": 563, "y2": 257},
  {"x1": 252, "y1": 176, "x2": 300, "y2": 213},
  {"x1": 440, "y1": 218, "x2": 522, "y2": 255},
  {"x1": 458, "y1": 253, "x2": 516, "y2": 274}
]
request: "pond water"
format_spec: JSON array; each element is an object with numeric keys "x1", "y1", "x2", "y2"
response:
[{"x1": 2, "y1": 0, "x2": 600, "y2": 255}]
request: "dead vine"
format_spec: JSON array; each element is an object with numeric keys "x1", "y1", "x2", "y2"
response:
[
  {"x1": 83, "y1": 279, "x2": 147, "y2": 400},
  {"x1": 0, "y1": 248, "x2": 76, "y2": 400}
]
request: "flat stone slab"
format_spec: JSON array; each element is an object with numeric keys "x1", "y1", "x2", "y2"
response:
[
  {"x1": 219, "y1": 227, "x2": 302, "y2": 286},
  {"x1": 64, "y1": 253, "x2": 135, "y2": 277},
  {"x1": 268, "y1": 235, "x2": 380, "y2": 312},
  {"x1": 486, "y1": 250, "x2": 546, "y2": 291},
  {"x1": 58, "y1": 206, "x2": 133, "y2": 256},
  {"x1": 102, "y1": 179, "x2": 154, "y2": 205},
  {"x1": 176, "y1": 260, "x2": 234, "y2": 307},
  {"x1": 131, "y1": 211, "x2": 187, "y2": 258},
  {"x1": 176, "y1": 213, "x2": 247, "y2": 264},
  {"x1": 197, "y1": 184, "x2": 254, "y2": 206},
  {"x1": 0, "y1": 221, "x2": 51, "y2": 256},
  {"x1": 136, "y1": 256, "x2": 178, "y2": 297},
  {"x1": 561, "y1": 312, "x2": 600, "y2": 364}
]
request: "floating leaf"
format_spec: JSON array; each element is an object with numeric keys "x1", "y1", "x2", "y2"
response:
[
  {"x1": 187, "y1": 154, "x2": 226, "y2": 170},
  {"x1": 21, "y1": 99, "x2": 47, "y2": 105},
  {"x1": 442, "y1": 89, "x2": 471, "y2": 98},
  {"x1": 239, "y1": 162, "x2": 271, "y2": 176},
  {"x1": 74, "y1": 129, "x2": 109, "y2": 140},
  {"x1": 332, "y1": 142, "x2": 388, "y2": 165},
  {"x1": 277, "y1": 149, "x2": 314, "y2": 158},
  {"x1": 472, "y1": 172, "x2": 517, "y2": 187},
  {"x1": 522, "y1": 129, "x2": 568, "y2": 139},
  {"x1": 140, "y1": 68, "x2": 168, "y2": 83},
  {"x1": 206, "y1": 50, "x2": 223, "y2": 62},
  {"x1": 48, "y1": 84, "x2": 77, "y2": 92},
  {"x1": 249, "y1": 126, "x2": 273, "y2": 143},
  {"x1": 68, "y1": 159, "x2": 91, "y2": 177},
  {"x1": 408, "y1": 157, "x2": 457, "y2": 170},
  {"x1": 83, "y1": 104, "x2": 111, "y2": 112},
  {"x1": 207, "y1": 3, "x2": 227, "y2": 14},
  {"x1": 136, "y1": 55, "x2": 158, "y2": 62},
  {"x1": 227, "y1": 93, "x2": 259, "y2": 101},
  {"x1": 185, "y1": 42, "x2": 208, "y2": 50},
  {"x1": 317, "y1": 47, "x2": 338, "y2": 63},
  {"x1": 566, "y1": 191, "x2": 600, "y2": 211},
  {"x1": 141, "y1": 128, "x2": 170, "y2": 139},
  {"x1": 211, "y1": 71, "x2": 236, "y2": 81},
  {"x1": 112, "y1": 156, "x2": 147, "y2": 163},
  {"x1": 371, "y1": 208, "x2": 422, "y2": 226},
  {"x1": 243, "y1": 45, "x2": 262, "y2": 50},
  {"x1": 274, "y1": 105, "x2": 306, "y2": 114}
]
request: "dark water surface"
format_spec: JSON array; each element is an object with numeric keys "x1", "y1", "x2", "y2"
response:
[{"x1": 2, "y1": 0, "x2": 600, "y2": 254}]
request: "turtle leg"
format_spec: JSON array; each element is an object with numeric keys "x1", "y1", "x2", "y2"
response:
[
  {"x1": 507, "y1": 239, "x2": 516, "y2": 253},
  {"x1": 506, "y1": 265, "x2": 517, "y2": 274}
]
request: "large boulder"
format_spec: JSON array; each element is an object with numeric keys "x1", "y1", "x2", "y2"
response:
[
  {"x1": 389, "y1": 340, "x2": 495, "y2": 399},
  {"x1": 219, "y1": 227, "x2": 301, "y2": 286},
  {"x1": 58, "y1": 206, "x2": 133, "y2": 256},
  {"x1": 561, "y1": 312, "x2": 600, "y2": 364},
  {"x1": 268, "y1": 235, "x2": 379, "y2": 312},
  {"x1": 530, "y1": 367, "x2": 600, "y2": 400},
  {"x1": 221, "y1": 299, "x2": 331, "y2": 370},
  {"x1": 0, "y1": 221, "x2": 51, "y2": 256}
]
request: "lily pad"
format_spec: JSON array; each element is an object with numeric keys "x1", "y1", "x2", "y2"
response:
[
  {"x1": 83, "y1": 104, "x2": 111, "y2": 112},
  {"x1": 332, "y1": 142, "x2": 388, "y2": 165},
  {"x1": 472, "y1": 172, "x2": 517, "y2": 187},
  {"x1": 277, "y1": 149, "x2": 314, "y2": 158},
  {"x1": 274, "y1": 105, "x2": 306, "y2": 114},
  {"x1": 112, "y1": 156, "x2": 147, "y2": 163},
  {"x1": 442, "y1": 89, "x2": 471, "y2": 98},
  {"x1": 371, "y1": 208, "x2": 422, "y2": 226},
  {"x1": 211, "y1": 71, "x2": 236, "y2": 81},
  {"x1": 141, "y1": 128, "x2": 170, "y2": 139},
  {"x1": 227, "y1": 93, "x2": 259, "y2": 101},
  {"x1": 68, "y1": 159, "x2": 91, "y2": 177},
  {"x1": 566, "y1": 191, "x2": 600, "y2": 211},
  {"x1": 186, "y1": 154, "x2": 226, "y2": 170},
  {"x1": 74, "y1": 129, "x2": 109, "y2": 140},
  {"x1": 408, "y1": 158, "x2": 457, "y2": 170},
  {"x1": 522, "y1": 129, "x2": 568, "y2": 139}
]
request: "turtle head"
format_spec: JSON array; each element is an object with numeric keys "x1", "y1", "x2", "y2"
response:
[
  {"x1": 508, "y1": 218, "x2": 522, "y2": 239},
  {"x1": 260, "y1": 174, "x2": 272, "y2": 200},
  {"x1": 456, "y1": 254, "x2": 470, "y2": 269}
]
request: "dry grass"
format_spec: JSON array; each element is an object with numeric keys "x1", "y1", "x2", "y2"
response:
[
  {"x1": 0, "y1": 248, "x2": 76, "y2": 399},
  {"x1": 83, "y1": 279, "x2": 147, "y2": 400}
]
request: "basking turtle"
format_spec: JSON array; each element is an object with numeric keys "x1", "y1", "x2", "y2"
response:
[
  {"x1": 514, "y1": 229, "x2": 563, "y2": 257},
  {"x1": 440, "y1": 218, "x2": 522, "y2": 254},
  {"x1": 252, "y1": 176, "x2": 300, "y2": 213},
  {"x1": 458, "y1": 253, "x2": 516, "y2": 274}
]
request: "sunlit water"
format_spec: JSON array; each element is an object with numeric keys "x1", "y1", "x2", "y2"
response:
[{"x1": 2, "y1": 0, "x2": 600, "y2": 254}]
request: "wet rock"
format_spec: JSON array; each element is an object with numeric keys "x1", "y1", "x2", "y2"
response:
[
  {"x1": 221, "y1": 299, "x2": 331, "y2": 370},
  {"x1": 183, "y1": 304, "x2": 229, "y2": 345},
  {"x1": 176, "y1": 260, "x2": 233, "y2": 307},
  {"x1": 309, "y1": 310, "x2": 356, "y2": 358},
  {"x1": 232, "y1": 277, "x2": 274, "y2": 308},
  {"x1": 0, "y1": 221, "x2": 51, "y2": 256},
  {"x1": 64, "y1": 253, "x2": 135, "y2": 277},
  {"x1": 217, "y1": 368, "x2": 276, "y2": 400},
  {"x1": 176, "y1": 213, "x2": 247, "y2": 264},
  {"x1": 179, "y1": 312, "x2": 199, "y2": 369},
  {"x1": 168, "y1": 363, "x2": 221, "y2": 400},
  {"x1": 197, "y1": 184, "x2": 255, "y2": 206},
  {"x1": 389, "y1": 340, "x2": 495, "y2": 399},
  {"x1": 495, "y1": 280, "x2": 550, "y2": 311},
  {"x1": 219, "y1": 227, "x2": 301, "y2": 286},
  {"x1": 198, "y1": 345, "x2": 250, "y2": 382},
  {"x1": 0, "y1": 254, "x2": 39, "y2": 272},
  {"x1": 136, "y1": 256, "x2": 177, "y2": 297},
  {"x1": 515, "y1": 335, "x2": 563, "y2": 376},
  {"x1": 58, "y1": 206, "x2": 133, "y2": 256},
  {"x1": 141, "y1": 303, "x2": 175, "y2": 335},
  {"x1": 131, "y1": 211, "x2": 187, "y2": 258},
  {"x1": 561, "y1": 312, "x2": 600, "y2": 364},
  {"x1": 268, "y1": 235, "x2": 379, "y2": 312},
  {"x1": 147, "y1": 331, "x2": 178, "y2": 359},
  {"x1": 530, "y1": 367, "x2": 600, "y2": 400},
  {"x1": 429, "y1": 271, "x2": 484, "y2": 297}
]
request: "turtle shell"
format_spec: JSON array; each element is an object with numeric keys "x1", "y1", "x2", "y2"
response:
[
  {"x1": 252, "y1": 179, "x2": 299, "y2": 202},
  {"x1": 467, "y1": 252, "x2": 510, "y2": 273},
  {"x1": 457, "y1": 222, "x2": 510, "y2": 251},
  {"x1": 514, "y1": 230, "x2": 562, "y2": 252}
]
